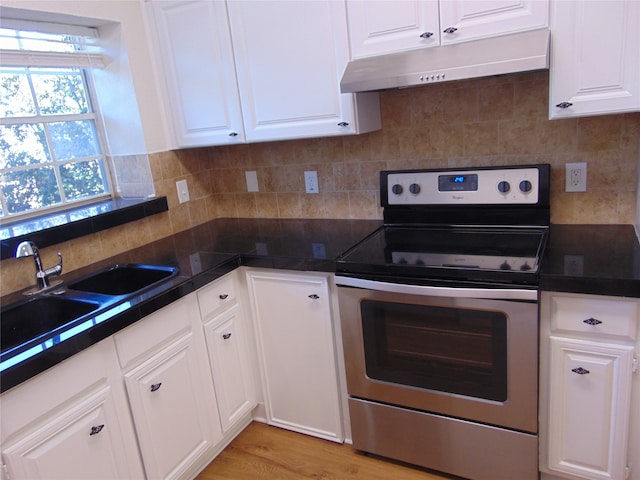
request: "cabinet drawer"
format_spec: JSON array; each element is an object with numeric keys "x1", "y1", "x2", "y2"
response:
[
  {"x1": 114, "y1": 297, "x2": 193, "y2": 370},
  {"x1": 550, "y1": 294, "x2": 638, "y2": 341},
  {"x1": 197, "y1": 273, "x2": 237, "y2": 320}
]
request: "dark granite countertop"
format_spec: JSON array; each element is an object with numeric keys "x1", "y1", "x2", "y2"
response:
[
  {"x1": 0, "y1": 218, "x2": 381, "y2": 393},
  {"x1": 540, "y1": 224, "x2": 640, "y2": 298},
  {"x1": 2, "y1": 219, "x2": 638, "y2": 393}
]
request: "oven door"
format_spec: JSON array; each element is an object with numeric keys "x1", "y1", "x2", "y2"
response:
[{"x1": 337, "y1": 277, "x2": 538, "y2": 433}]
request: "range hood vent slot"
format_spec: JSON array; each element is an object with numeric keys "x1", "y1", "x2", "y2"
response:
[{"x1": 340, "y1": 28, "x2": 550, "y2": 93}]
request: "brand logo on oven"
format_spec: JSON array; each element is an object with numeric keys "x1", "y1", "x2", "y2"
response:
[{"x1": 452, "y1": 195, "x2": 465, "y2": 200}]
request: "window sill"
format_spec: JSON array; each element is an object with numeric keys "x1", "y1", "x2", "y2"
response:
[{"x1": 0, "y1": 197, "x2": 168, "y2": 260}]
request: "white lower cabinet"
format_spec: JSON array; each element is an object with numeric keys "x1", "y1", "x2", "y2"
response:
[
  {"x1": 245, "y1": 269, "x2": 343, "y2": 443},
  {"x1": 540, "y1": 292, "x2": 639, "y2": 480},
  {"x1": 115, "y1": 295, "x2": 223, "y2": 480},
  {"x1": 0, "y1": 340, "x2": 145, "y2": 480},
  {"x1": 2, "y1": 388, "x2": 126, "y2": 480},
  {"x1": 198, "y1": 272, "x2": 257, "y2": 434},
  {"x1": 547, "y1": 337, "x2": 634, "y2": 480}
]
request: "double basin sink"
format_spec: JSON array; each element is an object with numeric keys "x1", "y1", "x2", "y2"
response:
[{"x1": 1, "y1": 264, "x2": 179, "y2": 367}]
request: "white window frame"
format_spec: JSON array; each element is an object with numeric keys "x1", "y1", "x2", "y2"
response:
[{"x1": 0, "y1": 19, "x2": 113, "y2": 224}]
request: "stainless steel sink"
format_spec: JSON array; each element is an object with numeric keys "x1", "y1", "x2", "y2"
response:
[
  {"x1": 67, "y1": 264, "x2": 178, "y2": 296},
  {"x1": 1, "y1": 296, "x2": 101, "y2": 352}
]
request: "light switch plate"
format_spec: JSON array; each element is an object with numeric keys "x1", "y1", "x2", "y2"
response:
[
  {"x1": 245, "y1": 171, "x2": 259, "y2": 192},
  {"x1": 176, "y1": 179, "x2": 190, "y2": 203}
]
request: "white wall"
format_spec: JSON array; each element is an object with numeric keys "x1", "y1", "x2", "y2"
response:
[{"x1": 1, "y1": 0, "x2": 173, "y2": 154}]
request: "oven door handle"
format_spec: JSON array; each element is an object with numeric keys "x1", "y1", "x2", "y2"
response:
[{"x1": 334, "y1": 276, "x2": 537, "y2": 301}]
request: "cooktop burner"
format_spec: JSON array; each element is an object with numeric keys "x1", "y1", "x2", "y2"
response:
[{"x1": 336, "y1": 164, "x2": 551, "y2": 286}]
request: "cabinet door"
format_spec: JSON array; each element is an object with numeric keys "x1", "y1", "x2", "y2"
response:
[
  {"x1": 548, "y1": 336, "x2": 634, "y2": 480},
  {"x1": 227, "y1": 0, "x2": 378, "y2": 142},
  {"x1": 2, "y1": 386, "x2": 136, "y2": 480},
  {"x1": 346, "y1": 0, "x2": 440, "y2": 58},
  {"x1": 439, "y1": 0, "x2": 548, "y2": 45},
  {"x1": 549, "y1": 0, "x2": 640, "y2": 119},
  {"x1": 150, "y1": 0, "x2": 245, "y2": 146},
  {"x1": 247, "y1": 271, "x2": 343, "y2": 442},
  {"x1": 204, "y1": 304, "x2": 256, "y2": 433},
  {"x1": 123, "y1": 332, "x2": 222, "y2": 480}
]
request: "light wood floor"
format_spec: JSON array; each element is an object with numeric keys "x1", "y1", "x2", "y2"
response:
[{"x1": 196, "y1": 422, "x2": 454, "y2": 480}]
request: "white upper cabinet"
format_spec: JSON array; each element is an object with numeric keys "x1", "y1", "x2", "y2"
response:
[
  {"x1": 439, "y1": 0, "x2": 549, "y2": 45},
  {"x1": 347, "y1": 0, "x2": 441, "y2": 58},
  {"x1": 227, "y1": 0, "x2": 379, "y2": 143},
  {"x1": 549, "y1": 0, "x2": 640, "y2": 119},
  {"x1": 346, "y1": 0, "x2": 548, "y2": 58},
  {"x1": 148, "y1": 0, "x2": 380, "y2": 148},
  {"x1": 150, "y1": 0, "x2": 245, "y2": 146}
]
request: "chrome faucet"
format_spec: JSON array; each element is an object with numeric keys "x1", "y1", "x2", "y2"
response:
[{"x1": 15, "y1": 241, "x2": 63, "y2": 295}]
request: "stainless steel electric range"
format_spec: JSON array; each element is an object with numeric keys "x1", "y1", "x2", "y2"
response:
[{"x1": 335, "y1": 164, "x2": 550, "y2": 480}]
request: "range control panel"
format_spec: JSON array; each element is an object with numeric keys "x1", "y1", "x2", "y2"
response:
[{"x1": 385, "y1": 166, "x2": 541, "y2": 206}]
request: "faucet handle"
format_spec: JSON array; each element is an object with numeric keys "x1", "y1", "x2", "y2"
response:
[{"x1": 42, "y1": 252, "x2": 63, "y2": 279}]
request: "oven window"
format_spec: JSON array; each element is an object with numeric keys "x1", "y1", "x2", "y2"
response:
[{"x1": 361, "y1": 300, "x2": 507, "y2": 402}]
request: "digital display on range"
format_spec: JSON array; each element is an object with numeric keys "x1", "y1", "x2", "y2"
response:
[{"x1": 438, "y1": 174, "x2": 478, "y2": 191}]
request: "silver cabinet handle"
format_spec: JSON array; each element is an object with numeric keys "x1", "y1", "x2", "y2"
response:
[
  {"x1": 556, "y1": 102, "x2": 573, "y2": 109},
  {"x1": 219, "y1": 294, "x2": 229, "y2": 300},
  {"x1": 419, "y1": 32, "x2": 433, "y2": 38},
  {"x1": 222, "y1": 333, "x2": 232, "y2": 340},
  {"x1": 90, "y1": 424, "x2": 105, "y2": 436},
  {"x1": 443, "y1": 27, "x2": 458, "y2": 34},
  {"x1": 229, "y1": 132, "x2": 238, "y2": 137},
  {"x1": 583, "y1": 318, "x2": 602, "y2": 326},
  {"x1": 308, "y1": 294, "x2": 320, "y2": 300},
  {"x1": 337, "y1": 122, "x2": 349, "y2": 127},
  {"x1": 572, "y1": 367, "x2": 590, "y2": 375},
  {"x1": 150, "y1": 382, "x2": 162, "y2": 392}
]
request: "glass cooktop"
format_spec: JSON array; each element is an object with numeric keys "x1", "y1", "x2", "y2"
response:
[{"x1": 336, "y1": 226, "x2": 548, "y2": 285}]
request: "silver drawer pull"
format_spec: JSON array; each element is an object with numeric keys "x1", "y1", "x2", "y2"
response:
[
  {"x1": 222, "y1": 333, "x2": 232, "y2": 340},
  {"x1": 219, "y1": 294, "x2": 229, "y2": 300},
  {"x1": 150, "y1": 382, "x2": 162, "y2": 392},
  {"x1": 90, "y1": 424, "x2": 105, "y2": 436},
  {"x1": 308, "y1": 294, "x2": 320, "y2": 300},
  {"x1": 572, "y1": 367, "x2": 590, "y2": 375},
  {"x1": 583, "y1": 318, "x2": 602, "y2": 326}
]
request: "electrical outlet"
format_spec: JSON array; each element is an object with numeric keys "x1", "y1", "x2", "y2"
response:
[
  {"x1": 304, "y1": 171, "x2": 319, "y2": 194},
  {"x1": 176, "y1": 179, "x2": 190, "y2": 203},
  {"x1": 565, "y1": 162, "x2": 587, "y2": 192}
]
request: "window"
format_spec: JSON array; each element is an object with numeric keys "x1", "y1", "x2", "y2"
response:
[{"x1": 0, "y1": 22, "x2": 111, "y2": 222}]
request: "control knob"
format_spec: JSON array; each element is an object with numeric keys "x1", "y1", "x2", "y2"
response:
[
  {"x1": 391, "y1": 184, "x2": 403, "y2": 195},
  {"x1": 497, "y1": 181, "x2": 510, "y2": 193},
  {"x1": 409, "y1": 183, "x2": 421, "y2": 195},
  {"x1": 519, "y1": 180, "x2": 532, "y2": 193}
]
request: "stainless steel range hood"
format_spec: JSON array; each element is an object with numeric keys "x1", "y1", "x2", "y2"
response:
[{"x1": 340, "y1": 29, "x2": 550, "y2": 93}]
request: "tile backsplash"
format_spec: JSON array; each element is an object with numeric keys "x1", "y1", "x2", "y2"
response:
[{"x1": 2, "y1": 71, "x2": 639, "y2": 295}]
